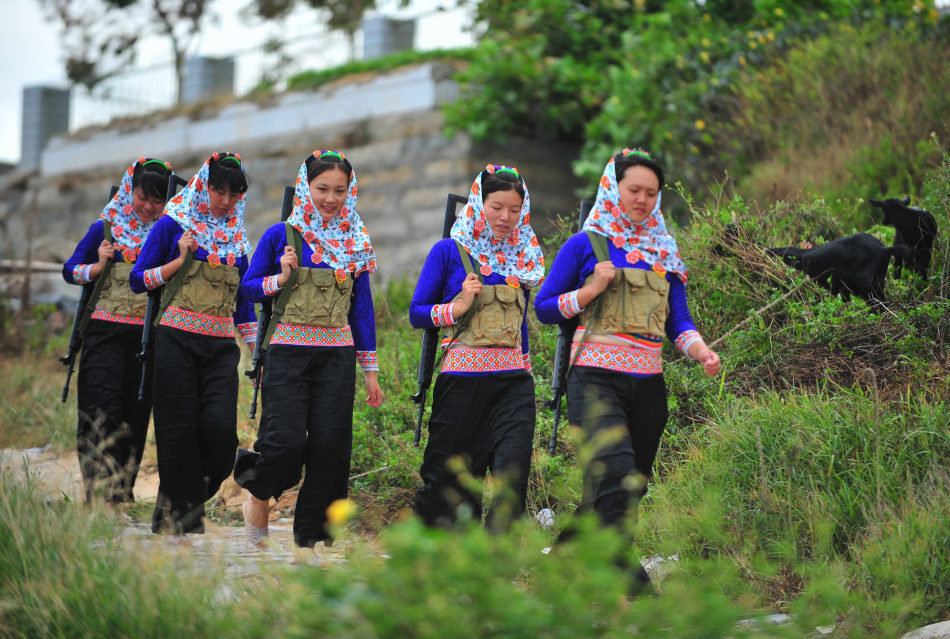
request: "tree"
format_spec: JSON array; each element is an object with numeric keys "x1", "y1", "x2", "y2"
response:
[
  {"x1": 39, "y1": 0, "x2": 211, "y2": 104},
  {"x1": 250, "y1": 0, "x2": 409, "y2": 61}
]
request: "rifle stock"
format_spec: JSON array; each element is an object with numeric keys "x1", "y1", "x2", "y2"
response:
[
  {"x1": 136, "y1": 174, "x2": 188, "y2": 400},
  {"x1": 546, "y1": 199, "x2": 593, "y2": 454},
  {"x1": 245, "y1": 185, "x2": 295, "y2": 419},
  {"x1": 59, "y1": 185, "x2": 120, "y2": 402},
  {"x1": 410, "y1": 193, "x2": 468, "y2": 446}
]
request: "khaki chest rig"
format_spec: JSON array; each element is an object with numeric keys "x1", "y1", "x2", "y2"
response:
[
  {"x1": 97, "y1": 262, "x2": 148, "y2": 318},
  {"x1": 444, "y1": 241, "x2": 525, "y2": 350},
  {"x1": 578, "y1": 231, "x2": 671, "y2": 338},
  {"x1": 257, "y1": 223, "x2": 356, "y2": 351},
  {"x1": 164, "y1": 260, "x2": 240, "y2": 318}
]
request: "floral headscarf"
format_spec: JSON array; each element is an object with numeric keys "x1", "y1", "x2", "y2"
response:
[
  {"x1": 287, "y1": 149, "x2": 377, "y2": 277},
  {"x1": 166, "y1": 152, "x2": 251, "y2": 267},
  {"x1": 450, "y1": 164, "x2": 545, "y2": 288},
  {"x1": 581, "y1": 150, "x2": 688, "y2": 282},
  {"x1": 99, "y1": 157, "x2": 170, "y2": 263}
]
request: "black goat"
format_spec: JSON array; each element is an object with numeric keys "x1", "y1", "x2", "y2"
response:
[
  {"x1": 767, "y1": 234, "x2": 907, "y2": 304},
  {"x1": 869, "y1": 196, "x2": 937, "y2": 278}
]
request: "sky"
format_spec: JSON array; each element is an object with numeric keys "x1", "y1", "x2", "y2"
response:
[{"x1": 0, "y1": 0, "x2": 472, "y2": 166}]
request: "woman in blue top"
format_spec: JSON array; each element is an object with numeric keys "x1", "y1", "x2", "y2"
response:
[
  {"x1": 235, "y1": 150, "x2": 382, "y2": 550},
  {"x1": 129, "y1": 152, "x2": 257, "y2": 543},
  {"x1": 409, "y1": 164, "x2": 546, "y2": 530},
  {"x1": 62, "y1": 157, "x2": 171, "y2": 504},
  {"x1": 535, "y1": 149, "x2": 720, "y2": 588}
]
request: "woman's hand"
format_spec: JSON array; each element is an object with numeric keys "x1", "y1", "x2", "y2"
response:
[
  {"x1": 452, "y1": 272, "x2": 483, "y2": 320},
  {"x1": 576, "y1": 260, "x2": 616, "y2": 308},
  {"x1": 89, "y1": 240, "x2": 115, "y2": 278},
  {"x1": 276, "y1": 245, "x2": 298, "y2": 288},
  {"x1": 363, "y1": 371, "x2": 383, "y2": 407},
  {"x1": 160, "y1": 231, "x2": 197, "y2": 282},
  {"x1": 97, "y1": 239, "x2": 115, "y2": 264},
  {"x1": 177, "y1": 231, "x2": 197, "y2": 260},
  {"x1": 689, "y1": 343, "x2": 721, "y2": 377}
]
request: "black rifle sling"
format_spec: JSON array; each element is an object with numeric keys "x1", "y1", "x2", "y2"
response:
[
  {"x1": 260, "y1": 222, "x2": 302, "y2": 350},
  {"x1": 567, "y1": 231, "x2": 611, "y2": 370},
  {"x1": 153, "y1": 241, "x2": 194, "y2": 327},
  {"x1": 77, "y1": 220, "x2": 113, "y2": 337}
]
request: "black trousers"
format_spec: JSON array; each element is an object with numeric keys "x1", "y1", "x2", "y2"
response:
[
  {"x1": 234, "y1": 345, "x2": 356, "y2": 548},
  {"x1": 76, "y1": 319, "x2": 152, "y2": 504},
  {"x1": 150, "y1": 326, "x2": 240, "y2": 534},
  {"x1": 566, "y1": 366, "x2": 668, "y2": 529},
  {"x1": 414, "y1": 371, "x2": 536, "y2": 531}
]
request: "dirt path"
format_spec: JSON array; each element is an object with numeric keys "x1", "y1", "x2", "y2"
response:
[{"x1": 1, "y1": 447, "x2": 351, "y2": 575}]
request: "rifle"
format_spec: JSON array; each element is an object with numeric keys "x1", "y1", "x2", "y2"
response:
[
  {"x1": 410, "y1": 193, "x2": 468, "y2": 446},
  {"x1": 136, "y1": 174, "x2": 188, "y2": 400},
  {"x1": 245, "y1": 185, "x2": 295, "y2": 419},
  {"x1": 59, "y1": 185, "x2": 120, "y2": 402},
  {"x1": 546, "y1": 199, "x2": 593, "y2": 455}
]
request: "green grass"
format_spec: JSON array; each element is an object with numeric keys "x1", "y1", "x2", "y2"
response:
[{"x1": 285, "y1": 48, "x2": 473, "y2": 92}]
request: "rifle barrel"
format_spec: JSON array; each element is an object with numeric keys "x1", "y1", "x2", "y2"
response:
[
  {"x1": 410, "y1": 193, "x2": 467, "y2": 446},
  {"x1": 546, "y1": 199, "x2": 594, "y2": 453}
]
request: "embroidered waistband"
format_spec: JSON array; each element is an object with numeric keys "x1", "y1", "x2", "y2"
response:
[
  {"x1": 440, "y1": 345, "x2": 526, "y2": 374},
  {"x1": 90, "y1": 306, "x2": 146, "y2": 326},
  {"x1": 159, "y1": 306, "x2": 235, "y2": 338},
  {"x1": 269, "y1": 322, "x2": 354, "y2": 347},
  {"x1": 570, "y1": 341, "x2": 663, "y2": 376}
]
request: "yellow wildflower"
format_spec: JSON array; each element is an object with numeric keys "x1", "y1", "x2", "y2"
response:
[
  {"x1": 326, "y1": 498, "x2": 357, "y2": 525},
  {"x1": 695, "y1": 120, "x2": 706, "y2": 131}
]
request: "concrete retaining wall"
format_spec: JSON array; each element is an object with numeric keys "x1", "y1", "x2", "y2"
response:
[{"x1": 2, "y1": 62, "x2": 584, "y2": 299}]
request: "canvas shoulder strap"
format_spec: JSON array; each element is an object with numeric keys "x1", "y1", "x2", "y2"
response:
[
  {"x1": 78, "y1": 220, "x2": 113, "y2": 336},
  {"x1": 586, "y1": 230, "x2": 611, "y2": 262},
  {"x1": 260, "y1": 222, "x2": 302, "y2": 350},
  {"x1": 568, "y1": 230, "x2": 614, "y2": 371},
  {"x1": 153, "y1": 233, "x2": 194, "y2": 327}
]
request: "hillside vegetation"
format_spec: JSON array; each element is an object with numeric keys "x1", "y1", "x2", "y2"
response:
[{"x1": 2, "y1": 5, "x2": 949, "y2": 636}]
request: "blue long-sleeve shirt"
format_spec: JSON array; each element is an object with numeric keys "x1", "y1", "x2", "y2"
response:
[
  {"x1": 534, "y1": 232, "x2": 703, "y2": 375},
  {"x1": 63, "y1": 220, "x2": 115, "y2": 285},
  {"x1": 239, "y1": 222, "x2": 378, "y2": 371},
  {"x1": 129, "y1": 215, "x2": 256, "y2": 342},
  {"x1": 410, "y1": 238, "x2": 531, "y2": 376}
]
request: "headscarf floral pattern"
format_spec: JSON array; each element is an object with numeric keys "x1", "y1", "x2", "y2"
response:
[
  {"x1": 450, "y1": 164, "x2": 545, "y2": 288},
  {"x1": 287, "y1": 150, "x2": 377, "y2": 277},
  {"x1": 581, "y1": 151, "x2": 688, "y2": 282},
  {"x1": 165, "y1": 152, "x2": 251, "y2": 267},
  {"x1": 99, "y1": 157, "x2": 170, "y2": 263}
]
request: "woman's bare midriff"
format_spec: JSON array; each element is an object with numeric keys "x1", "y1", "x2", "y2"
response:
[{"x1": 572, "y1": 329, "x2": 641, "y2": 347}]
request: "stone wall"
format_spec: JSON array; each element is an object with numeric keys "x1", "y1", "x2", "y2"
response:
[{"x1": 1, "y1": 63, "x2": 584, "y2": 302}]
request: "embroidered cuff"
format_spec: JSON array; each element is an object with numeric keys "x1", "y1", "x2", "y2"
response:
[
  {"x1": 356, "y1": 350, "x2": 379, "y2": 372},
  {"x1": 238, "y1": 322, "x2": 258, "y2": 344},
  {"x1": 522, "y1": 350, "x2": 532, "y2": 372},
  {"x1": 72, "y1": 264, "x2": 94, "y2": 284},
  {"x1": 557, "y1": 290, "x2": 583, "y2": 319},
  {"x1": 263, "y1": 275, "x2": 282, "y2": 296},
  {"x1": 430, "y1": 303, "x2": 457, "y2": 327},
  {"x1": 143, "y1": 267, "x2": 165, "y2": 290},
  {"x1": 675, "y1": 329, "x2": 703, "y2": 359}
]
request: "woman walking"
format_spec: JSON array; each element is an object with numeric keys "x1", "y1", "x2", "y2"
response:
[
  {"x1": 130, "y1": 152, "x2": 257, "y2": 543},
  {"x1": 63, "y1": 157, "x2": 172, "y2": 504},
  {"x1": 409, "y1": 164, "x2": 545, "y2": 530},
  {"x1": 534, "y1": 148, "x2": 720, "y2": 590},
  {"x1": 235, "y1": 149, "x2": 382, "y2": 550}
]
